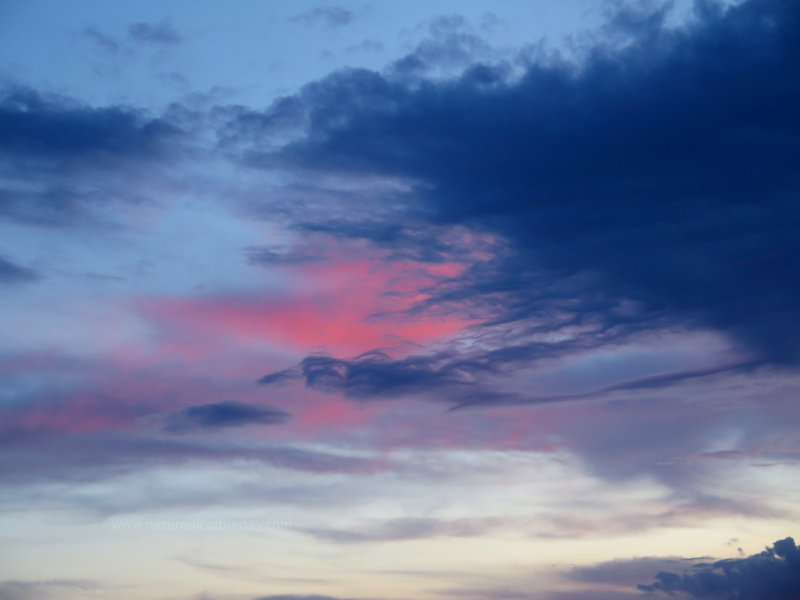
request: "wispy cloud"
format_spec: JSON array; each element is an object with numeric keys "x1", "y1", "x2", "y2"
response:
[
  {"x1": 128, "y1": 19, "x2": 182, "y2": 44},
  {"x1": 0, "y1": 579, "x2": 100, "y2": 600},
  {"x1": 290, "y1": 7, "x2": 356, "y2": 29},
  {"x1": 0, "y1": 256, "x2": 39, "y2": 284},
  {"x1": 163, "y1": 401, "x2": 291, "y2": 432}
]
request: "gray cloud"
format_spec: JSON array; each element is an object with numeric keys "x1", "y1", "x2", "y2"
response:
[
  {"x1": 300, "y1": 516, "x2": 503, "y2": 544},
  {"x1": 256, "y1": 596, "x2": 355, "y2": 600},
  {"x1": 0, "y1": 579, "x2": 98, "y2": 600},
  {"x1": 0, "y1": 430, "x2": 382, "y2": 491}
]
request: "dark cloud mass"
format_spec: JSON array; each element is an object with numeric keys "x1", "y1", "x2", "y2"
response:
[
  {"x1": 240, "y1": 0, "x2": 800, "y2": 378},
  {"x1": 163, "y1": 401, "x2": 290, "y2": 432},
  {"x1": 0, "y1": 87, "x2": 182, "y2": 226},
  {"x1": 0, "y1": 88, "x2": 179, "y2": 159},
  {"x1": 638, "y1": 536, "x2": 800, "y2": 599}
]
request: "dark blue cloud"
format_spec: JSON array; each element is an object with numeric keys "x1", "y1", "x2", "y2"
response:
[
  {"x1": 0, "y1": 185, "x2": 85, "y2": 227},
  {"x1": 163, "y1": 401, "x2": 290, "y2": 432},
  {"x1": 0, "y1": 88, "x2": 179, "y2": 160},
  {"x1": 569, "y1": 556, "x2": 703, "y2": 588},
  {"x1": 0, "y1": 87, "x2": 183, "y2": 226},
  {"x1": 237, "y1": 0, "x2": 800, "y2": 365},
  {"x1": 258, "y1": 329, "x2": 756, "y2": 409},
  {"x1": 0, "y1": 256, "x2": 38, "y2": 284},
  {"x1": 292, "y1": 219, "x2": 488, "y2": 264},
  {"x1": 638, "y1": 536, "x2": 800, "y2": 599},
  {"x1": 258, "y1": 351, "x2": 483, "y2": 399}
]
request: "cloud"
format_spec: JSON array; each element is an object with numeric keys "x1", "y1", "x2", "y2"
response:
[
  {"x1": 0, "y1": 430, "x2": 385, "y2": 516},
  {"x1": 0, "y1": 579, "x2": 98, "y2": 600},
  {"x1": 84, "y1": 26, "x2": 120, "y2": 53},
  {"x1": 0, "y1": 87, "x2": 183, "y2": 226},
  {"x1": 347, "y1": 39, "x2": 384, "y2": 54},
  {"x1": 0, "y1": 87, "x2": 179, "y2": 160},
  {"x1": 256, "y1": 596, "x2": 354, "y2": 600},
  {"x1": 128, "y1": 20, "x2": 182, "y2": 44},
  {"x1": 245, "y1": 245, "x2": 325, "y2": 266},
  {"x1": 638, "y1": 536, "x2": 800, "y2": 599},
  {"x1": 449, "y1": 359, "x2": 759, "y2": 410},
  {"x1": 163, "y1": 401, "x2": 290, "y2": 432},
  {"x1": 300, "y1": 516, "x2": 503, "y2": 544},
  {"x1": 570, "y1": 556, "x2": 704, "y2": 588},
  {"x1": 546, "y1": 591, "x2": 643, "y2": 600},
  {"x1": 433, "y1": 587, "x2": 535, "y2": 600},
  {"x1": 0, "y1": 256, "x2": 39, "y2": 284},
  {"x1": 296, "y1": 495, "x2": 787, "y2": 544},
  {"x1": 258, "y1": 351, "x2": 480, "y2": 399},
  {"x1": 144, "y1": 256, "x2": 470, "y2": 356},
  {"x1": 290, "y1": 7, "x2": 355, "y2": 28},
  {"x1": 389, "y1": 15, "x2": 496, "y2": 79},
  {"x1": 241, "y1": 537, "x2": 800, "y2": 600},
  {"x1": 234, "y1": 0, "x2": 800, "y2": 369},
  {"x1": 258, "y1": 336, "x2": 754, "y2": 409}
]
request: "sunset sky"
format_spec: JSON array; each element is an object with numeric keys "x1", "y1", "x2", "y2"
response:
[{"x1": 1, "y1": 1, "x2": 799, "y2": 599}]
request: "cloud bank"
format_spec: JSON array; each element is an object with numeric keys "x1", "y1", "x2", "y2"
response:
[{"x1": 638, "y1": 536, "x2": 800, "y2": 599}]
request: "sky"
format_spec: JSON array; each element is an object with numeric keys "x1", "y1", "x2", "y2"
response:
[{"x1": 1, "y1": 1, "x2": 799, "y2": 599}]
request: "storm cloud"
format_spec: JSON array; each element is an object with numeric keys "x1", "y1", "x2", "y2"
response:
[{"x1": 237, "y1": 0, "x2": 800, "y2": 375}]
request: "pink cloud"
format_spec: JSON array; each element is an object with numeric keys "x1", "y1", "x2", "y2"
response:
[{"x1": 141, "y1": 254, "x2": 474, "y2": 356}]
